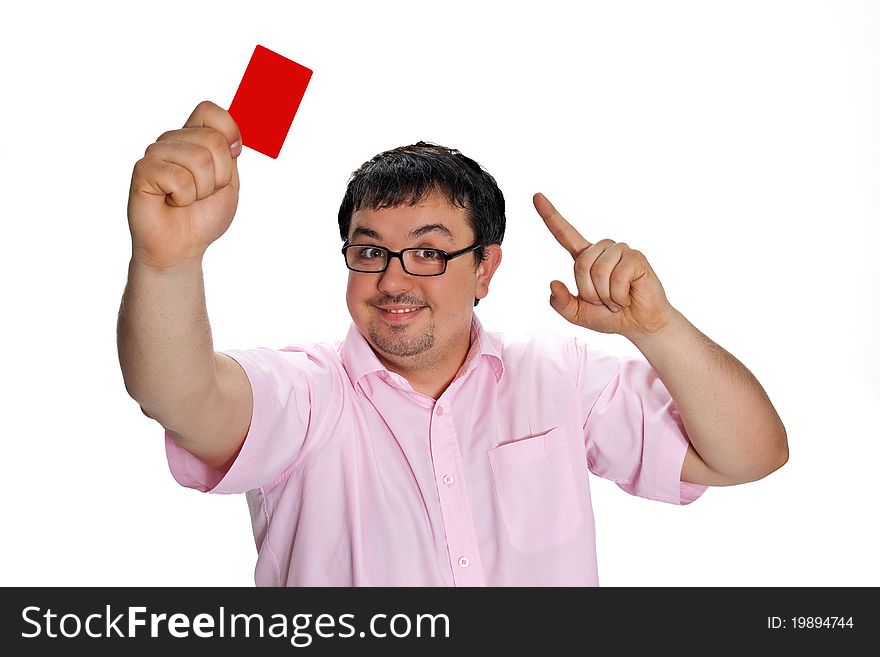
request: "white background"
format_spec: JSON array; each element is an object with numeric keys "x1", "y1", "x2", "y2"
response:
[{"x1": 2, "y1": 0, "x2": 877, "y2": 587}]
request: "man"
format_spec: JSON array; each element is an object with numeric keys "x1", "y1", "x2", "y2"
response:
[{"x1": 118, "y1": 101, "x2": 788, "y2": 586}]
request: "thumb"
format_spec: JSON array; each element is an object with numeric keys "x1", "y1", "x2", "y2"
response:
[{"x1": 549, "y1": 280, "x2": 578, "y2": 322}]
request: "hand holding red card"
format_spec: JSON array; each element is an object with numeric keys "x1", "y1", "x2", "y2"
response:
[
  {"x1": 228, "y1": 45, "x2": 313, "y2": 159},
  {"x1": 127, "y1": 101, "x2": 244, "y2": 270}
]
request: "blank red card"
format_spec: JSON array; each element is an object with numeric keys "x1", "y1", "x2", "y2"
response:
[{"x1": 228, "y1": 45, "x2": 312, "y2": 159}]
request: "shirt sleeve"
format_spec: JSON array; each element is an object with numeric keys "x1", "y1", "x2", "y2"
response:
[
  {"x1": 573, "y1": 339, "x2": 707, "y2": 505},
  {"x1": 164, "y1": 344, "x2": 342, "y2": 494}
]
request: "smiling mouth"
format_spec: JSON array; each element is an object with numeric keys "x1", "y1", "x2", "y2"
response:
[{"x1": 373, "y1": 305, "x2": 427, "y2": 322}]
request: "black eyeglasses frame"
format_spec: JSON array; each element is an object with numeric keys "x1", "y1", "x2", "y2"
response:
[{"x1": 341, "y1": 241, "x2": 483, "y2": 277}]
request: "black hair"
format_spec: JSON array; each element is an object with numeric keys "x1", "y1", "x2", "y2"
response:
[{"x1": 337, "y1": 141, "x2": 505, "y2": 306}]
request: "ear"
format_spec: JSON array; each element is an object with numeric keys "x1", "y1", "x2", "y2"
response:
[{"x1": 474, "y1": 244, "x2": 502, "y2": 302}]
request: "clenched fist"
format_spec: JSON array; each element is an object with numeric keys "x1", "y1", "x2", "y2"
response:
[{"x1": 127, "y1": 101, "x2": 242, "y2": 270}]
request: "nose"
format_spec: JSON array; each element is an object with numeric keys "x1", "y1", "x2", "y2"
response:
[{"x1": 377, "y1": 254, "x2": 414, "y2": 296}]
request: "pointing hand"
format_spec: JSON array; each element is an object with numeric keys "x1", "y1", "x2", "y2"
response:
[{"x1": 534, "y1": 192, "x2": 675, "y2": 338}]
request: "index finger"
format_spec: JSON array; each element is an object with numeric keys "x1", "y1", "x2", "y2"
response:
[
  {"x1": 184, "y1": 100, "x2": 242, "y2": 154},
  {"x1": 533, "y1": 192, "x2": 592, "y2": 258}
]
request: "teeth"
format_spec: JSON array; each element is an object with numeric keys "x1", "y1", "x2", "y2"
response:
[{"x1": 385, "y1": 307, "x2": 421, "y2": 314}]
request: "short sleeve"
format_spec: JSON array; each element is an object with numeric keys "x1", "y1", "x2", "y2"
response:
[
  {"x1": 164, "y1": 343, "x2": 343, "y2": 494},
  {"x1": 573, "y1": 340, "x2": 708, "y2": 505}
]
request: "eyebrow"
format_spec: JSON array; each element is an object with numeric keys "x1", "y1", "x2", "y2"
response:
[{"x1": 350, "y1": 223, "x2": 456, "y2": 245}]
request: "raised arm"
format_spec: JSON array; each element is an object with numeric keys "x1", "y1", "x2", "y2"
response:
[
  {"x1": 533, "y1": 192, "x2": 788, "y2": 485},
  {"x1": 117, "y1": 101, "x2": 252, "y2": 471}
]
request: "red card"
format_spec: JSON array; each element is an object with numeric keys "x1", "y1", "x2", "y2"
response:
[{"x1": 228, "y1": 45, "x2": 312, "y2": 159}]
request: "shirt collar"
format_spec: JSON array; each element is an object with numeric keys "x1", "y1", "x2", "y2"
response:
[{"x1": 340, "y1": 314, "x2": 504, "y2": 388}]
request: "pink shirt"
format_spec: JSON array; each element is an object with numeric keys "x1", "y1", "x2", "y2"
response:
[{"x1": 165, "y1": 316, "x2": 707, "y2": 586}]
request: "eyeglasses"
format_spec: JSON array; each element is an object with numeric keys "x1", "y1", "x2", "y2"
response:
[{"x1": 342, "y1": 241, "x2": 483, "y2": 276}]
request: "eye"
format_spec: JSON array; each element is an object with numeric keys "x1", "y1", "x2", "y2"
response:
[
  {"x1": 358, "y1": 247, "x2": 386, "y2": 259},
  {"x1": 413, "y1": 249, "x2": 443, "y2": 261}
]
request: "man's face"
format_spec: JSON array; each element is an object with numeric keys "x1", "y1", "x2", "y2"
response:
[{"x1": 345, "y1": 191, "x2": 501, "y2": 373}]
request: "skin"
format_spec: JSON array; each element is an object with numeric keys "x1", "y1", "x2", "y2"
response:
[
  {"x1": 534, "y1": 192, "x2": 789, "y2": 485},
  {"x1": 120, "y1": 101, "x2": 252, "y2": 471},
  {"x1": 345, "y1": 192, "x2": 502, "y2": 400}
]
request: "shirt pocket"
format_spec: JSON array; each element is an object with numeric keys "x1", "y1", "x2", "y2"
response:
[{"x1": 488, "y1": 427, "x2": 584, "y2": 554}]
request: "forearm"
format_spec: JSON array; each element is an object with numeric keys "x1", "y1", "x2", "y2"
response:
[
  {"x1": 116, "y1": 256, "x2": 218, "y2": 431},
  {"x1": 627, "y1": 308, "x2": 788, "y2": 482}
]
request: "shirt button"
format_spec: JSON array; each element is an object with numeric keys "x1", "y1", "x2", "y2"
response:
[
  {"x1": 458, "y1": 556, "x2": 470, "y2": 568},
  {"x1": 436, "y1": 405, "x2": 444, "y2": 416},
  {"x1": 442, "y1": 474, "x2": 454, "y2": 486}
]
